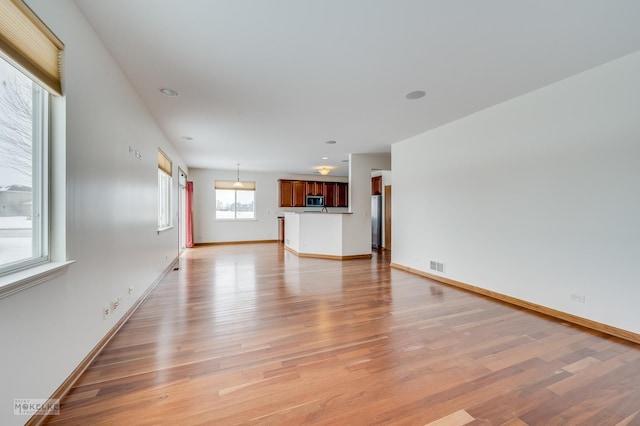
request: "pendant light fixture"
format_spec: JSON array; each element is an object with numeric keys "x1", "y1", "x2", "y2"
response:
[{"x1": 232, "y1": 163, "x2": 244, "y2": 188}]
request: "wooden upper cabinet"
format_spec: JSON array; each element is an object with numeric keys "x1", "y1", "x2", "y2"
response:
[
  {"x1": 336, "y1": 182, "x2": 348, "y2": 207},
  {"x1": 292, "y1": 181, "x2": 306, "y2": 207},
  {"x1": 372, "y1": 175, "x2": 382, "y2": 195},
  {"x1": 323, "y1": 182, "x2": 336, "y2": 207},
  {"x1": 279, "y1": 179, "x2": 348, "y2": 208},
  {"x1": 279, "y1": 180, "x2": 293, "y2": 207},
  {"x1": 279, "y1": 179, "x2": 306, "y2": 207},
  {"x1": 306, "y1": 181, "x2": 322, "y2": 196}
]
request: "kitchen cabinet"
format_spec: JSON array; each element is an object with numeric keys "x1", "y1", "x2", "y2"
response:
[
  {"x1": 278, "y1": 217, "x2": 285, "y2": 242},
  {"x1": 279, "y1": 179, "x2": 348, "y2": 207},
  {"x1": 336, "y1": 182, "x2": 348, "y2": 207},
  {"x1": 323, "y1": 182, "x2": 336, "y2": 207},
  {"x1": 306, "y1": 181, "x2": 322, "y2": 196},
  {"x1": 292, "y1": 181, "x2": 306, "y2": 207},
  {"x1": 279, "y1": 180, "x2": 306, "y2": 207},
  {"x1": 279, "y1": 180, "x2": 293, "y2": 207},
  {"x1": 372, "y1": 175, "x2": 382, "y2": 195}
]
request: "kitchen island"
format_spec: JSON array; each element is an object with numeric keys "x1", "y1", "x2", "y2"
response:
[{"x1": 284, "y1": 212, "x2": 372, "y2": 260}]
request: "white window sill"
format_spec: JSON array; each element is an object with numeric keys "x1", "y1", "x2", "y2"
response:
[
  {"x1": 0, "y1": 261, "x2": 75, "y2": 300},
  {"x1": 157, "y1": 226, "x2": 173, "y2": 234}
]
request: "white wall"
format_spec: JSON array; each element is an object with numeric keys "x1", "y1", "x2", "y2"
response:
[
  {"x1": 191, "y1": 168, "x2": 347, "y2": 243},
  {"x1": 0, "y1": 1, "x2": 187, "y2": 424},
  {"x1": 392, "y1": 50, "x2": 640, "y2": 334}
]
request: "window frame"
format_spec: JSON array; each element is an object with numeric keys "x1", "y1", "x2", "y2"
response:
[
  {"x1": 0, "y1": 61, "x2": 75, "y2": 299},
  {"x1": 0, "y1": 0, "x2": 72, "y2": 299},
  {"x1": 157, "y1": 168, "x2": 172, "y2": 231},
  {"x1": 0, "y1": 59, "x2": 50, "y2": 277},
  {"x1": 215, "y1": 187, "x2": 256, "y2": 221}
]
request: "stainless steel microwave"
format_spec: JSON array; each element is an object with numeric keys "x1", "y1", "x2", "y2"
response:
[{"x1": 306, "y1": 195, "x2": 324, "y2": 206}]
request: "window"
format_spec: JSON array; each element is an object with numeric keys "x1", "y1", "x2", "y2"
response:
[
  {"x1": 0, "y1": 0, "x2": 66, "y2": 294},
  {"x1": 158, "y1": 149, "x2": 172, "y2": 230},
  {"x1": 215, "y1": 180, "x2": 256, "y2": 220},
  {"x1": 0, "y1": 56, "x2": 49, "y2": 276}
]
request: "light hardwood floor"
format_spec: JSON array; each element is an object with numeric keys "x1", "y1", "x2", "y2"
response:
[{"x1": 46, "y1": 243, "x2": 640, "y2": 425}]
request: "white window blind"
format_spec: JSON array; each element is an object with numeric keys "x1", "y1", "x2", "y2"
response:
[
  {"x1": 0, "y1": 0, "x2": 64, "y2": 96},
  {"x1": 214, "y1": 180, "x2": 256, "y2": 191},
  {"x1": 157, "y1": 149, "x2": 172, "y2": 176}
]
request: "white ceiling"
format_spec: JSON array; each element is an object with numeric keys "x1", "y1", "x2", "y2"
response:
[{"x1": 75, "y1": 0, "x2": 640, "y2": 177}]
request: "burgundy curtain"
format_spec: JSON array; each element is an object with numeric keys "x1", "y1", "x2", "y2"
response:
[{"x1": 186, "y1": 181, "x2": 194, "y2": 248}]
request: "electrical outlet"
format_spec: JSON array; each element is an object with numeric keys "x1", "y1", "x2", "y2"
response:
[
  {"x1": 570, "y1": 293, "x2": 586, "y2": 303},
  {"x1": 103, "y1": 306, "x2": 110, "y2": 319},
  {"x1": 112, "y1": 297, "x2": 121, "y2": 311}
]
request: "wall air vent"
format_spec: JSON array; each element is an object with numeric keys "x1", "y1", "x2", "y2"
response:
[{"x1": 430, "y1": 260, "x2": 445, "y2": 273}]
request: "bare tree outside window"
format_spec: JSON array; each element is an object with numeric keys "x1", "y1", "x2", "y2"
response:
[
  {"x1": 0, "y1": 76, "x2": 32, "y2": 183},
  {"x1": 0, "y1": 58, "x2": 35, "y2": 267}
]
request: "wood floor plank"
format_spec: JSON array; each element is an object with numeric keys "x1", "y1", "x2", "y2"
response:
[
  {"x1": 44, "y1": 244, "x2": 640, "y2": 425},
  {"x1": 616, "y1": 410, "x2": 640, "y2": 426},
  {"x1": 425, "y1": 409, "x2": 475, "y2": 426}
]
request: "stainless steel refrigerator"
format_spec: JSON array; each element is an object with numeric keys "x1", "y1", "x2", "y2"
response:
[{"x1": 371, "y1": 195, "x2": 382, "y2": 249}]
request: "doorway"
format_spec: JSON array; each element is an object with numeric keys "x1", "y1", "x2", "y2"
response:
[
  {"x1": 384, "y1": 185, "x2": 391, "y2": 251},
  {"x1": 178, "y1": 169, "x2": 187, "y2": 252}
]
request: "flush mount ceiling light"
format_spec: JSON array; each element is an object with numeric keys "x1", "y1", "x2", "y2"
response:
[
  {"x1": 159, "y1": 87, "x2": 179, "y2": 97},
  {"x1": 406, "y1": 90, "x2": 426, "y2": 100},
  {"x1": 232, "y1": 163, "x2": 244, "y2": 188}
]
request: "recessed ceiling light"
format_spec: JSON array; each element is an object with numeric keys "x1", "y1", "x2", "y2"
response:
[
  {"x1": 182, "y1": 136, "x2": 193, "y2": 141},
  {"x1": 406, "y1": 90, "x2": 426, "y2": 100},
  {"x1": 325, "y1": 140, "x2": 337, "y2": 145},
  {"x1": 159, "y1": 88, "x2": 179, "y2": 97},
  {"x1": 322, "y1": 156, "x2": 328, "y2": 160}
]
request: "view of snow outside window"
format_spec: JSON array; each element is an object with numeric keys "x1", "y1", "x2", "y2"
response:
[
  {"x1": 0, "y1": 58, "x2": 35, "y2": 267},
  {"x1": 216, "y1": 189, "x2": 255, "y2": 219},
  {"x1": 158, "y1": 170, "x2": 172, "y2": 229}
]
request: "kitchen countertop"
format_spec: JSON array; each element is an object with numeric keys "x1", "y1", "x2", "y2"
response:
[{"x1": 285, "y1": 211, "x2": 353, "y2": 215}]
